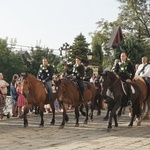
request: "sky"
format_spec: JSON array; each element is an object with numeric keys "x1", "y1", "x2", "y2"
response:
[{"x1": 0, "y1": 0, "x2": 120, "y2": 54}]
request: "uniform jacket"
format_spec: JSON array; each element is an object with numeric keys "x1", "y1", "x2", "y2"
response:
[
  {"x1": 84, "y1": 67, "x2": 93, "y2": 81},
  {"x1": 37, "y1": 64, "x2": 53, "y2": 81},
  {"x1": 114, "y1": 60, "x2": 135, "y2": 81},
  {"x1": 72, "y1": 64, "x2": 84, "y2": 80}
]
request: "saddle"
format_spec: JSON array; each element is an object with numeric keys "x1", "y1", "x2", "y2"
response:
[{"x1": 72, "y1": 80, "x2": 90, "y2": 91}]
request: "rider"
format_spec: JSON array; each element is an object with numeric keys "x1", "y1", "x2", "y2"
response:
[
  {"x1": 83, "y1": 63, "x2": 93, "y2": 82},
  {"x1": 72, "y1": 56, "x2": 85, "y2": 102},
  {"x1": 63, "y1": 62, "x2": 72, "y2": 79},
  {"x1": 114, "y1": 52, "x2": 135, "y2": 106},
  {"x1": 135, "y1": 56, "x2": 150, "y2": 90},
  {"x1": 37, "y1": 58, "x2": 54, "y2": 103}
]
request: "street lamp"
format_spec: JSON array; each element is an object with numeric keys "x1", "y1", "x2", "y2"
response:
[
  {"x1": 59, "y1": 42, "x2": 71, "y2": 62},
  {"x1": 87, "y1": 50, "x2": 93, "y2": 65}
]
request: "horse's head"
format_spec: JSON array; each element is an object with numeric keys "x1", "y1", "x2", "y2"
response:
[
  {"x1": 20, "y1": 73, "x2": 31, "y2": 97},
  {"x1": 99, "y1": 70, "x2": 117, "y2": 98},
  {"x1": 53, "y1": 78, "x2": 66, "y2": 101}
]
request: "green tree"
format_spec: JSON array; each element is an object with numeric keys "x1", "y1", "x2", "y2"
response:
[
  {"x1": 69, "y1": 33, "x2": 89, "y2": 64},
  {"x1": 30, "y1": 46, "x2": 60, "y2": 76},
  {"x1": 113, "y1": 36, "x2": 146, "y2": 66},
  {"x1": 117, "y1": 0, "x2": 150, "y2": 39},
  {"x1": 91, "y1": 32, "x2": 103, "y2": 70}
]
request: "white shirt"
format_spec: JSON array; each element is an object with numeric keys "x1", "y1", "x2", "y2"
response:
[{"x1": 135, "y1": 63, "x2": 150, "y2": 78}]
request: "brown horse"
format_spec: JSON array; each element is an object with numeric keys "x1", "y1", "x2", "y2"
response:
[
  {"x1": 20, "y1": 73, "x2": 55, "y2": 127},
  {"x1": 133, "y1": 75, "x2": 150, "y2": 119},
  {"x1": 54, "y1": 77, "x2": 96, "y2": 128}
]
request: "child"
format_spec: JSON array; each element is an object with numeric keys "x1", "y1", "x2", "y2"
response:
[{"x1": 16, "y1": 81, "x2": 26, "y2": 118}]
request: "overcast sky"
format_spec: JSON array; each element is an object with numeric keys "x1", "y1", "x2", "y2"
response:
[{"x1": 0, "y1": 0, "x2": 120, "y2": 54}]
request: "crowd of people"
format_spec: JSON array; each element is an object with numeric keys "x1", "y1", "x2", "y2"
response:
[{"x1": 1, "y1": 53, "x2": 150, "y2": 117}]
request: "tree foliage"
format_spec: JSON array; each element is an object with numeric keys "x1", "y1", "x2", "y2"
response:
[
  {"x1": 91, "y1": 0, "x2": 150, "y2": 69},
  {"x1": 91, "y1": 32, "x2": 103, "y2": 70},
  {"x1": 69, "y1": 33, "x2": 89, "y2": 64}
]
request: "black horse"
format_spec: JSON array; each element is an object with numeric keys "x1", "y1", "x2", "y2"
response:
[{"x1": 99, "y1": 70, "x2": 142, "y2": 131}]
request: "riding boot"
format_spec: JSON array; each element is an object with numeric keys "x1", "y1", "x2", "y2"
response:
[
  {"x1": 127, "y1": 83, "x2": 132, "y2": 106},
  {"x1": 80, "y1": 92, "x2": 84, "y2": 102},
  {"x1": 80, "y1": 90, "x2": 84, "y2": 102}
]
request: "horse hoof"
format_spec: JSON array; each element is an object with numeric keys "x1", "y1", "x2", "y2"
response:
[
  {"x1": 128, "y1": 124, "x2": 133, "y2": 127},
  {"x1": 65, "y1": 118, "x2": 69, "y2": 123},
  {"x1": 97, "y1": 112, "x2": 101, "y2": 116},
  {"x1": 39, "y1": 124, "x2": 44, "y2": 127},
  {"x1": 59, "y1": 125, "x2": 64, "y2": 129},
  {"x1": 90, "y1": 119, "x2": 94, "y2": 122},
  {"x1": 115, "y1": 124, "x2": 118, "y2": 127},
  {"x1": 24, "y1": 124, "x2": 28, "y2": 128},
  {"x1": 50, "y1": 122, "x2": 55, "y2": 126},
  {"x1": 84, "y1": 121, "x2": 88, "y2": 124},
  {"x1": 75, "y1": 123, "x2": 79, "y2": 127},
  {"x1": 107, "y1": 128, "x2": 112, "y2": 132}
]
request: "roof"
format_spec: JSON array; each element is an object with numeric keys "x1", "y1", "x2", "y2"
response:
[{"x1": 107, "y1": 27, "x2": 123, "y2": 49}]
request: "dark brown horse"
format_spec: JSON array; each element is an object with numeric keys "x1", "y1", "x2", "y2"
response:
[
  {"x1": 20, "y1": 73, "x2": 55, "y2": 127},
  {"x1": 54, "y1": 77, "x2": 96, "y2": 128},
  {"x1": 99, "y1": 70, "x2": 142, "y2": 131}
]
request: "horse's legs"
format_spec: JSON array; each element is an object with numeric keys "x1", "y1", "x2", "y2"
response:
[
  {"x1": 108, "y1": 104, "x2": 120, "y2": 130},
  {"x1": 79, "y1": 104, "x2": 86, "y2": 116},
  {"x1": 50, "y1": 101, "x2": 55, "y2": 125},
  {"x1": 59, "y1": 102, "x2": 67, "y2": 129},
  {"x1": 84, "y1": 104, "x2": 89, "y2": 124},
  {"x1": 128, "y1": 106, "x2": 136, "y2": 127},
  {"x1": 117, "y1": 106, "x2": 123, "y2": 117},
  {"x1": 23, "y1": 107, "x2": 29, "y2": 127},
  {"x1": 144, "y1": 98, "x2": 150, "y2": 119},
  {"x1": 75, "y1": 106, "x2": 80, "y2": 127},
  {"x1": 39, "y1": 105, "x2": 44, "y2": 127},
  {"x1": 114, "y1": 114, "x2": 118, "y2": 127},
  {"x1": 103, "y1": 109, "x2": 109, "y2": 121},
  {"x1": 23, "y1": 104, "x2": 32, "y2": 127}
]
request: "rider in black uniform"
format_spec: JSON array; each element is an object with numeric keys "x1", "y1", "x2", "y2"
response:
[
  {"x1": 114, "y1": 52, "x2": 135, "y2": 106},
  {"x1": 72, "y1": 57, "x2": 84, "y2": 102}
]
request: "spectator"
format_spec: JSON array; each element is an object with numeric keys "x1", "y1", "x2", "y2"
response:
[
  {"x1": 10, "y1": 74, "x2": 19, "y2": 117},
  {"x1": 0, "y1": 73, "x2": 9, "y2": 95}
]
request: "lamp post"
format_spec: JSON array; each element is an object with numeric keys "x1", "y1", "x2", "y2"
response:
[
  {"x1": 59, "y1": 42, "x2": 71, "y2": 62},
  {"x1": 87, "y1": 50, "x2": 93, "y2": 66}
]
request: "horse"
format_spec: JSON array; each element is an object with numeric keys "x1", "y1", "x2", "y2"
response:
[
  {"x1": 54, "y1": 77, "x2": 96, "y2": 128},
  {"x1": 99, "y1": 70, "x2": 142, "y2": 131},
  {"x1": 133, "y1": 75, "x2": 150, "y2": 119},
  {"x1": 93, "y1": 76, "x2": 104, "y2": 116},
  {"x1": 20, "y1": 73, "x2": 56, "y2": 127}
]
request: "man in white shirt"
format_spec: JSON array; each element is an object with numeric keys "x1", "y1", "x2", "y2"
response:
[
  {"x1": 135, "y1": 56, "x2": 150, "y2": 87},
  {"x1": 0, "y1": 73, "x2": 9, "y2": 95}
]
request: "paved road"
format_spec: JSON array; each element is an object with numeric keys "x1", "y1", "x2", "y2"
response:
[{"x1": 0, "y1": 97, "x2": 149, "y2": 150}]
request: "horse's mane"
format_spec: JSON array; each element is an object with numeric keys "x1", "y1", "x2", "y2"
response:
[
  {"x1": 105, "y1": 70, "x2": 118, "y2": 81},
  {"x1": 61, "y1": 78, "x2": 76, "y2": 86},
  {"x1": 26, "y1": 73, "x2": 41, "y2": 85}
]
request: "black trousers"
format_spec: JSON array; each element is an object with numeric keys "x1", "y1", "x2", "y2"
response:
[
  {"x1": 124, "y1": 82, "x2": 132, "y2": 102},
  {"x1": 77, "y1": 79, "x2": 84, "y2": 97}
]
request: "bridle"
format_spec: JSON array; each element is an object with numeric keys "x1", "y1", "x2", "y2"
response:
[{"x1": 107, "y1": 77, "x2": 120, "y2": 89}]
